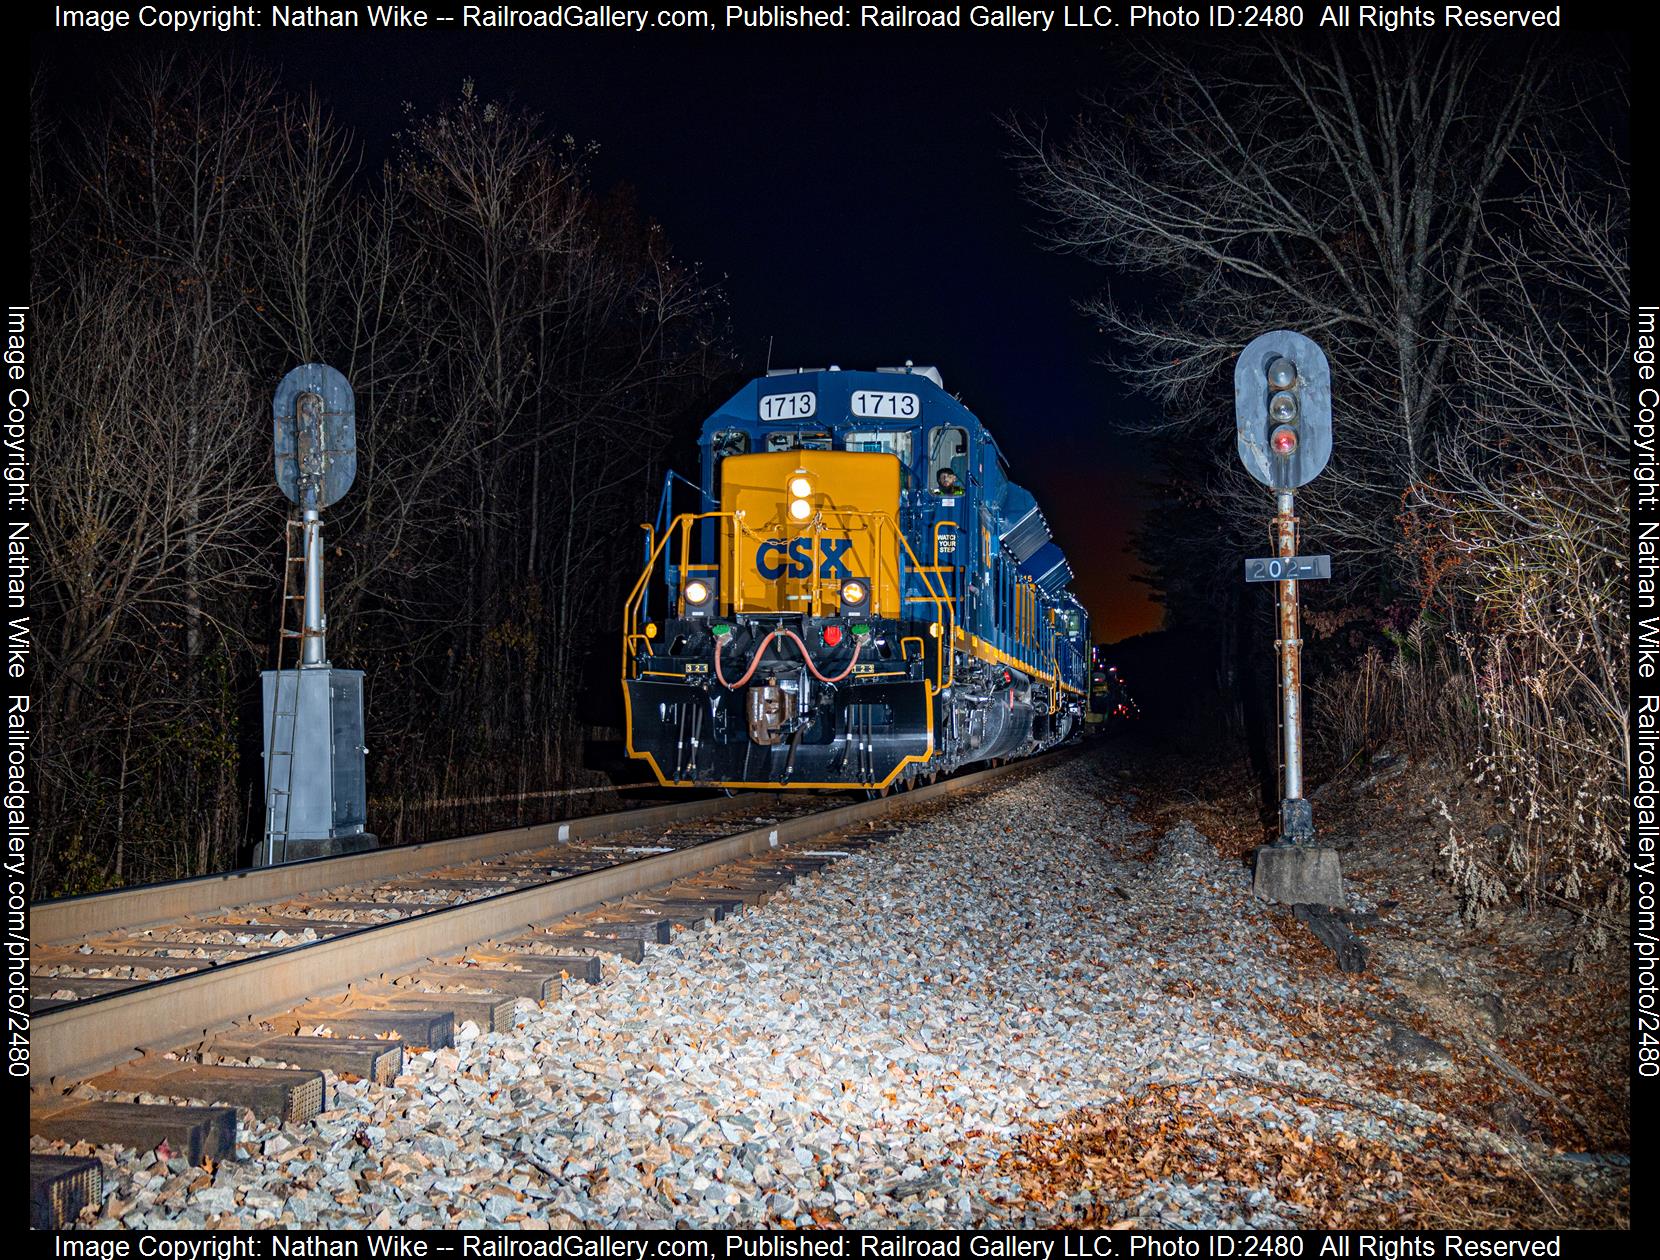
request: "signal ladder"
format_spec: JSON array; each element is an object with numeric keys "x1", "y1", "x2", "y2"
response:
[{"x1": 263, "y1": 516, "x2": 312, "y2": 865}]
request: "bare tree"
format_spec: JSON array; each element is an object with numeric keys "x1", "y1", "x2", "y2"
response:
[
  {"x1": 31, "y1": 63, "x2": 726, "y2": 890},
  {"x1": 1008, "y1": 36, "x2": 1551, "y2": 591}
]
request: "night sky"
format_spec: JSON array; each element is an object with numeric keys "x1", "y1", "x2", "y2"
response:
[{"x1": 31, "y1": 20, "x2": 1167, "y2": 642}]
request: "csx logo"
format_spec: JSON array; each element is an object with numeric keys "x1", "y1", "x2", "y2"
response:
[{"x1": 754, "y1": 537, "x2": 853, "y2": 581}]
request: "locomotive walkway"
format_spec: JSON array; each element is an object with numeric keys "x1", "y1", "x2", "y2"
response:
[{"x1": 30, "y1": 751, "x2": 1626, "y2": 1228}]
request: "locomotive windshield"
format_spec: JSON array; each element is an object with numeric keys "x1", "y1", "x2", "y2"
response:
[
  {"x1": 843, "y1": 430, "x2": 914, "y2": 465},
  {"x1": 711, "y1": 429, "x2": 749, "y2": 461},
  {"x1": 764, "y1": 430, "x2": 833, "y2": 452}
]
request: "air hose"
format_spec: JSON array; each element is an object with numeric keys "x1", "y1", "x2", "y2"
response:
[{"x1": 714, "y1": 627, "x2": 864, "y2": 690}]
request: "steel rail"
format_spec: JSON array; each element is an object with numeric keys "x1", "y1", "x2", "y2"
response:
[
  {"x1": 32, "y1": 794, "x2": 757, "y2": 946},
  {"x1": 31, "y1": 755, "x2": 1057, "y2": 1087}
]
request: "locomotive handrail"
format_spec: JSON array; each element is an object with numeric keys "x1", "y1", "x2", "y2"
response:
[{"x1": 870, "y1": 511, "x2": 955, "y2": 695}]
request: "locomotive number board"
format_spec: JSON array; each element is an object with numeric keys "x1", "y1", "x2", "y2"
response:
[
  {"x1": 759, "y1": 391, "x2": 816, "y2": 421},
  {"x1": 851, "y1": 390, "x2": 920, "y2": 419}
]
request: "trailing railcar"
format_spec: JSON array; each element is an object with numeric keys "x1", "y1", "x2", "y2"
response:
[{"x1": 622, "y1": 365, "x2": 1089, "y2": 791}]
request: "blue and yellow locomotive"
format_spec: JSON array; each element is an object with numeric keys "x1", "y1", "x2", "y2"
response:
[{"x1": 623, "y1": 365, "x2": 1089, "y2": 791}]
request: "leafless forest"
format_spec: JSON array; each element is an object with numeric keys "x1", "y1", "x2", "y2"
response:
[
  {"x1": 1013, "y1": 37, "x2": 1629, "y2": 937},
  {"x1": 29, "y1": 60, "x2": 728, "y2": 895}
]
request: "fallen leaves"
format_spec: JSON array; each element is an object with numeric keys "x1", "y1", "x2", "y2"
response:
[{"x1": 996, "y1": 1080, "x2": 1627, "y2": 1230}]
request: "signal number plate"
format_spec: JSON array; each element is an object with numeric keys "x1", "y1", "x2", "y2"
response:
[
  {"x1": 759, "y1": 391, "x2": 816, "y2": 421},
  {"x1": 851, "y1": 390, "x2": 919, "y2": 419}
]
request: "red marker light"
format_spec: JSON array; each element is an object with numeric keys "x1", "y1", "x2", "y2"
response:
[
  {"x1": 823, "y1": 625, "x2": 844, "y2": 647},
  {"x1": 1270, "y1": 425, "x2": 1298, "y2": 456}
]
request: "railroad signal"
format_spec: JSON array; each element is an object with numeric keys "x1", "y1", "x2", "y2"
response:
[
  {"x1": 1234, "y1": 331, "x2": 1338, "y2": 869},
  {"x1": 1235, "y1": 330, "x2": 1332, "y2": 490},
  {"x1": 262, "y1": 362, "x2": 373, "y2": 867}
]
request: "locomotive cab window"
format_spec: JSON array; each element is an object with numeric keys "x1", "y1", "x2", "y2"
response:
[
  {"x1": 928, "y1": 426, "x2": 969, "y2": 493},
  {"x1": 711, "y1": 430, "x2": 749, "y2": 462},
  {"x1": 843, "y1": 430, "x2": 914, "y2": 465},
  {"x1": 765, "y1": 430, "x2": 833, "y2": 452}
]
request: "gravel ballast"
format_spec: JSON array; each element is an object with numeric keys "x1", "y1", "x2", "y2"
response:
[{"x1": 35, "y1": 750, "x2": 1613, "y2": 1229}]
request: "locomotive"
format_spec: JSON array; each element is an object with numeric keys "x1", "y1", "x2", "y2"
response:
[{"x1": 622, "y1": 365, "x2": 1089, "y2": 792}]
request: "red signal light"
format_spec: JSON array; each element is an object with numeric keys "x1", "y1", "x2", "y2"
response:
[{"x1": 1270, "y1": 425, "x2": 1298, "y2": 456}]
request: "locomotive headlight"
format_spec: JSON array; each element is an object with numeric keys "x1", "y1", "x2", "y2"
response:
[
  {"x1": 788, "y1": 475, "x2": 813, "y2": 498},
  {"x1": 838, "y1": 579, "x2": 870, "y2": 616},
  {"x1": 683, "y1": 579, "x2": 714, "y2": 616},
  {"x1": 788, "y1": 497, "x2": 813, "y2": 522}
]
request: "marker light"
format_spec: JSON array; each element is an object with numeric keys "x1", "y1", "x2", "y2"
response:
[
  {"x1": 788, "y1": 498, "x2": 813, "y2": 521},
  {"x1": 838, "y1": 578, "x2": 870, "y2": 616},
  {"x1": 929, "y1": 622, "x2": 942, "y2": 638},
  {"x1": 645, "y1": 622, "x2": 658, "y2": 640},
  {"x1": 822, "y1": 624, "x2": 844, "y2": 647},
  {"x1": 788, "y1": 475, "x2": 813, "y2": 498},
  {"x1": 1270, "y1": 425, "x2": 1299, "y2": 457}
]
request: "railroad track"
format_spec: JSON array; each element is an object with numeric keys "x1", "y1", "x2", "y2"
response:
[{"x1": 28, "y1": 754, "x2": 1061, "y2": 1229}]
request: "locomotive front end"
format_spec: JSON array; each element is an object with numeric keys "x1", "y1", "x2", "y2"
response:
[{"x1": 624, "y1": 444, "x2": 940, "y2": 790}]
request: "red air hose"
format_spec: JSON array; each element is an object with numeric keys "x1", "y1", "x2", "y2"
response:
[{"x1": 714, "y1": 628, "x2": 863, "y2": 689}]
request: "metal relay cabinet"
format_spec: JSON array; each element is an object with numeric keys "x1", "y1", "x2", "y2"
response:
[{"x1": 260, "y1": 667, "x2": 373, "y2": 862}]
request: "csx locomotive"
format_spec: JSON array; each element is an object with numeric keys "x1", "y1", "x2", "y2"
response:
[{"x1": 623, "y1": 365, "x2": 1089, "y2": 791}]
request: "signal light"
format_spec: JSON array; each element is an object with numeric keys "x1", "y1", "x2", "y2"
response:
[
  {"x1": 1267, "y1": 356, "x2": 1300, "y2": 462},
  {"x1": 1234, "y1": 332, "x2": 1331, "y2": 490}
]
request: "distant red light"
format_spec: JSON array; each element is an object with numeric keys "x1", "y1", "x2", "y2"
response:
[{"x1": 823, "y1": 625, "x2": 844, "y2": 647}]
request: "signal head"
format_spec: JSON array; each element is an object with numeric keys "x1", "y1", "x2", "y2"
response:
[{"x1": 1234, "y1": 330, "x2": 1333, "y2": 490}]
